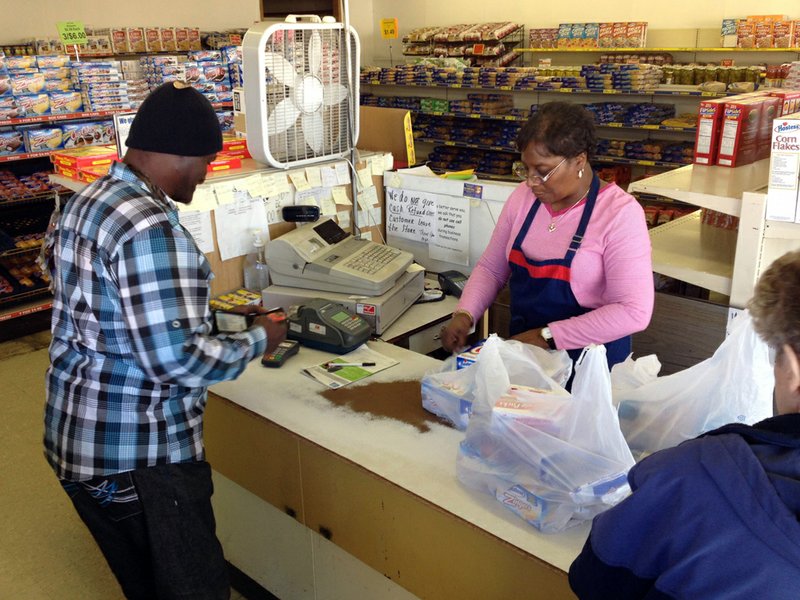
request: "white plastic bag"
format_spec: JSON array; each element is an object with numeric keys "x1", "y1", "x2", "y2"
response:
[
  {"x1": 612, "y1": 310, "x2": 774, "y2": 456},
  {"x1": 420, "y1": 338, "x2": 572, "y2": 430},
  {"x1": 457, "y1": 338, "x2": 635, "y2": 533}
]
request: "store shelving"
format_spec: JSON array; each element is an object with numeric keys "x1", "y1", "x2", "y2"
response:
[
  {"x1": 515, "y1": 46, "x2": 800, "y2": 53},
  {"x1": 0, "y1": 297, "x2": 52, "y2": 322},
  {"x1": 627, "y1": 158, "x2": 800, "y2": 308},
  {"x1": 629, "y1": 159, "x2": 770, "y2": 217}
]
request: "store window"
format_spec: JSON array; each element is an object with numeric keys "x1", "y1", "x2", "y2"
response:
[{"x1": 261, "y1": 0, "x2": 340, "y2": 20}]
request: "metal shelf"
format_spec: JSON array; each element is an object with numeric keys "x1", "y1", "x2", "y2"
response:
[
  {"x1": 628, "y1": 159, "x2": 770, "y2": 216},
  {"x1": 0, "y1": 295, "x2": 52, "y2": 322},
  {"x1": 595, "y1": 155, "x2": 688, "y2": 169},
  {"x1": 649, "y1": 210, "x2": 737, "y2": 296}
]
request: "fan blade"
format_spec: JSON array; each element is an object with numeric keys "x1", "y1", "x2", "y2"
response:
[
  {"x1": 308, "y1": 32, "x2": 322, "y2": 77},
  {"x1": 268, "y1": 99, "x2": 301, "y2": 135},
  {"x1": 263, "y1": 52, "x2": 297, "y2": 87},
  {"x1": 323, "y1": 83, "x2": 348, "y2": 107},
  {"x1": 302, "y1": 111, "x2": 324, "y2": 154}
]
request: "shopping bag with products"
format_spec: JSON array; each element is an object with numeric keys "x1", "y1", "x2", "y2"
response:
[
  {"x1": 612, "y1": 310, "x2": 774, "y2": 457},
  {"x1": 421, "y1": 339, "x2": 572, "y2": 430},
  {"x1": 456, "y1": 336, "x2": 635, "y2": 533}
]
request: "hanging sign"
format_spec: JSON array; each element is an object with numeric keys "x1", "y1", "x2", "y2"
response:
[
  {"x1": 380, "y1": 18, "x2": 399, "y2": 40},
  {"x1": 56, "y1": 21, "x2": 88, "y2": 46}
]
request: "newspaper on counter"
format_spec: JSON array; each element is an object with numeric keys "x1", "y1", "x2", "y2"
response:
[{"x1": 301, "y1": 344, "x2": 398, "y2": 389}]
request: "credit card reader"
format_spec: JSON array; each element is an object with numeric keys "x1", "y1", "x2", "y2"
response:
[{"x1": 287, "y1": 299, "x2": 372, "y2": 354}]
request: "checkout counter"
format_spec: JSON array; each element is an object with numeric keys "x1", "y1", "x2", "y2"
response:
[{"x1": 205, "y1": 338, "x2": 586, "y2": 600}]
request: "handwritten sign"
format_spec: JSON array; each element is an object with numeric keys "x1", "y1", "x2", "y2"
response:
[{"x1": 386, "y1": 188, "x2": 437, "y2": 243}]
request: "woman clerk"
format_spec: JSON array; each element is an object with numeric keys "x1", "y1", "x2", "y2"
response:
[{"x1": 440, "y1": 102, "x2": 654, "y2": 368}]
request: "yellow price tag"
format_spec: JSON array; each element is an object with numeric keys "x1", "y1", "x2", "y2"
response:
[{"x1": 380, "y1": 18, "x2": 398, "y2": 40}]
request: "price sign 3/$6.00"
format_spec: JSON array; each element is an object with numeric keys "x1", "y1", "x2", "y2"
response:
[{"x1": 57, "y1": 21, "x2": 88, "y2": 56}]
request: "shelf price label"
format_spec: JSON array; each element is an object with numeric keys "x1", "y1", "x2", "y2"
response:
[
  {"x1": 57, "y1": 21, "x2": 88, "y2": 46},
  {"x1": 380, "y1": 18, "x2": 398, "y2": 40}
]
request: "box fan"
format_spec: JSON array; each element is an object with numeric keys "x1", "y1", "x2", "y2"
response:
[{"x1": 242, "y1": 15, "x2": 360, "y2": 169}]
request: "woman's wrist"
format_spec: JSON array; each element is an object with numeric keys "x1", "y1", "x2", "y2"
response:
[{"x1": 452, "y1": 309, "x2": 474, "y2": 327}]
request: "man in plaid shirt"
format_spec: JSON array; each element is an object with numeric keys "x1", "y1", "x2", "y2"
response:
[{"x1": 44, "y1": 82, "x2": 286, "y2": 600}]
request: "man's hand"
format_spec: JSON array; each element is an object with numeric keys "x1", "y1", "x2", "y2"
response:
[
  {"x1": 252, "y1": 309, "x2": 288, "y2": 355},
  {"x1": 440, "y1": 312, "x2": 473, "y2": 353}
]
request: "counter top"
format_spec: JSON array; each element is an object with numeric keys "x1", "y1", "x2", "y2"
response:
[{"x1": 210, "y1": 340, "x2": 588, "y2": 573}]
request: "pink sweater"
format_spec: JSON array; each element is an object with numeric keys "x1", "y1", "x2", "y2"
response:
[{"x1": 457, "y1": 181, "x2": 654, "y2": 350}]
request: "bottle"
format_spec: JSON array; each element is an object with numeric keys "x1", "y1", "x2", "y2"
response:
[{"x1": 243, "y1": 230, "x2": 270, "y2": 293}]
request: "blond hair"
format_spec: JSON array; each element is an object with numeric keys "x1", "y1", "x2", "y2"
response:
[{"x1": 748, "y1": 249, "x2": 800, "y2": 354}]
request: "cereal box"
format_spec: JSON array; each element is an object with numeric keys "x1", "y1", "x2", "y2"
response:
[
  {"x1": 612, "y1": 22, "x2": 628, "y2": 47},
  {"x1": 757, "y1": 95, "x2": 782, "y2": 160},
  {"x1": 557, "y1": 24, "x2": 572, "y2": 49},
  {"x1": 175, "y1": 27, "x2": 191, "y2": 52},
  {"x1": 766, "y1": 111, "x2": 800, "y2": 221},
  {"x1": 754, "y1": 21, "x2": 774, "y2": 48},
  {"x1": 737, "y1": 20, "x2": 756, "y2": 48},
  {"x1": 145, "y1": 27, "x2": 162, "y2": 52},
  {"x1": 127, "y1": 28, "x2": 146, "y2": 53},
  {"x1": 626, "y1": 22, "x2": 648, "y2": 48},
  {"x1": 773, "y1": 20, "x2": 794, "y2": 48},
  {"x1": 188, "y1": 27, "x2": 202, "y2": 51},
  {"x1": 570, "y1": 23, "x2": 586, "y2": 48},
  {"x1": 160, "y1": 28, "x2": 177, "y2": 52},
  {"x1": 769, "y1": 89, "x2": 800, "y2": 116},
  {"x1": 694, "y1": 97, "x2": 729, "y2": 165},
  {"x1": 717, "y1": 97, "x2": 764, "y2": 167},
  {"x1": 110, "y1": 28, "x2": 129, "y2": 54},
  {"x1": 598, "y1": 22, "x2": 614, "y2": 48},
  {"x1": 583, "y1": 23, "x2": 599, "y2": 48},
  {"x1": 721, "y1": 19, "x2": 738, "y2": 47}
]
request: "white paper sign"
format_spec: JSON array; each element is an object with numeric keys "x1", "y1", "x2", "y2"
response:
[
  {"x1": 178, "y1": 210, "x2": 215, "y2": 254},
  {"x1": 337, "y1": 210, "x2": 351, "y2": 229},
  {"x1": 320, "y1": 166, "x2": 339, "y2": 188},
  {"x1": 213, "y1": 194, "x2": 270, "y2": 261},
  {"x1": 295, "y1": 188, "x2": 321, "y2": 207},
  {"x1": 212, "y1": 181, "x2": 236, "y2": 205},
  {"x1": 334, "y1": 162, "x2": 351, "y2": 185},
  {"x1": 386, "y1": 188, "x2": 438, "y2": 242},
  {"x1": 429, "y1": 196, "x2": 470, "y2": 266},
  {"x1": 357, "y1": 167, "x2": 373, "y2": 190}
]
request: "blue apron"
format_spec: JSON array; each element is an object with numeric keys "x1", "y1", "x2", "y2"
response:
[{"x1": 508, "y1": 175, "x2": 631, "y2": 369}]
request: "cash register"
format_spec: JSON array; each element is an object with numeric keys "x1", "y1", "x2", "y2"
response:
[{"x1": 266, "y1": 218, "x2": 424, "y2": 334}]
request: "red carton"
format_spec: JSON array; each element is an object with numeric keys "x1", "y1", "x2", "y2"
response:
[
  {"x1": 694, "y1": 97, "x2": 739, "y2": 165},
  {"x1": 598, "y1": 23, "x2": 614, "y2": 48},
  {"x1": 717, "y1": 98, "x2": 764, "y2": 167},
  {"x1": 207, "y1": 151, "x2": 241, "y2": 173},
  {"x1": 769, "y1": 89, "x2": 800, "y2": 116},
  {"x1": 51, "y1": 145, "x2": 118, "y2": 169},
  {"x1": 612, "y1": 22, "x2": 628, "y2": 47},
  {"x1": 757, "y1": 95, "x2": 781, "y2": 159}
]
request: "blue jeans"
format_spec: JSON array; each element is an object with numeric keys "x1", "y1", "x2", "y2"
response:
[{"x1": 61, "y1": 461, "x2": 230, "y2": 600}]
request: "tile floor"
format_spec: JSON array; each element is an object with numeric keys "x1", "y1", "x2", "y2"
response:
[{"x1": 0, "y1": 330, "x2": 247, "y2": 600}]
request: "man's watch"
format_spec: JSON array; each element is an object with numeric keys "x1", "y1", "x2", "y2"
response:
[{"x1": 541, "y1": 326, "x2": 557, "y2": 350}]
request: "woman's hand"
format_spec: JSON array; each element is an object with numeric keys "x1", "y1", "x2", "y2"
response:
[
  {"x1": 440, "y1": 312, "x2": 473, "y2": 353},
  {"x1": 510, "y1": 327, "x2": 551, "y2": 349}
]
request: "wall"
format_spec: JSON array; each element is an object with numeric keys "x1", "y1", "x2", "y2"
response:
[{"x1": 0, "y1": 0, "x2": 261, "y2": 41}]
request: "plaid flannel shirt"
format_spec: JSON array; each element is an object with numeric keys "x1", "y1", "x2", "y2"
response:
[{"x1": 45, "y1": 162, "x2": 266, "y2": 481}]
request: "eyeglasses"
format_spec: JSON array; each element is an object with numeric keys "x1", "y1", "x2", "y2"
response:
[{"x1": 514, "y1": 157, "x2": 568, "y2": 185}]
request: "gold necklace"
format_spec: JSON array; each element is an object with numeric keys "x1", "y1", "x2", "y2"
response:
[{"x1": 547, "y1": 185, "x2": 592, "y2": 233}]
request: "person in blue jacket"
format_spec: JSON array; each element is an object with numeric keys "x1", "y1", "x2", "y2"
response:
[{"x1": 568, "y1": 249, "x2": 800, "y2": 600}]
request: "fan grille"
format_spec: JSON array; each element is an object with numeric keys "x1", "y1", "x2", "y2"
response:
[{"x1": 263, "y1": 27, "x2": 358, "y2": 166}]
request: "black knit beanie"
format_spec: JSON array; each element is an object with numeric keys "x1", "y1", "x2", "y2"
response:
[{"x1": 126, "y1": 82, "x2": 222, "y2": 156}]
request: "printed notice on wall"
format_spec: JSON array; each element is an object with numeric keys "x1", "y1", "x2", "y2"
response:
[
  {"x1": 386, "y1": 188, "x2": 438, "y2": 242},
  {"x1": 429, "y1": 195, "x2": 470, "y2": 265},
  {"x1": 214, "y1": 192, "x2": 269, "y2": 260},
  {"x1": 178, "y1": 210, "x2": 215, "y2": 254}
]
